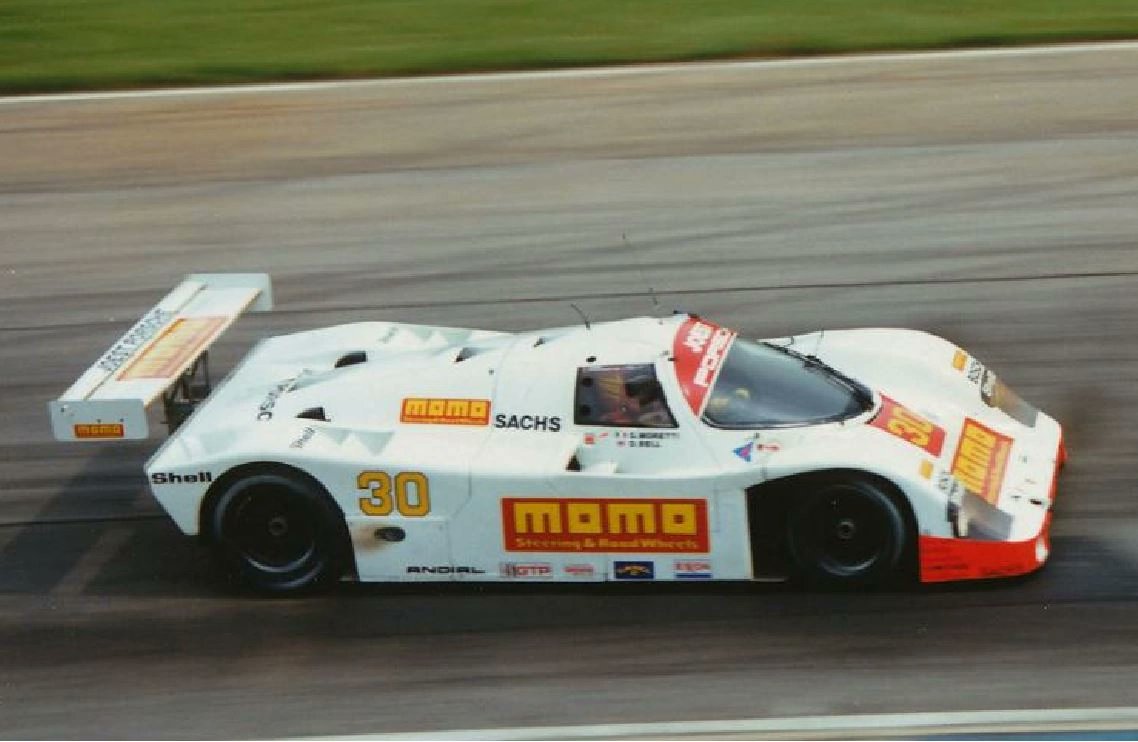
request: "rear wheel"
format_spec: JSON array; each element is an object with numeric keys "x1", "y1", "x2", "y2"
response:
[
  {"x1": 787, "y1": 477, "x2": 909, "y2": 588},
  {"x1": 211, "y1": 471, "x2": 347, "y2": 594}
]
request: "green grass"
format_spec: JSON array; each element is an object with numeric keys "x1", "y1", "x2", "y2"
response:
[{"x1": 2, "y1": 0, "x2": 1137, "y2": 93}]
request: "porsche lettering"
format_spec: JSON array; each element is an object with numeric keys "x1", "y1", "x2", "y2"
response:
[
  {"x1": 673, "y1": 317, "x2": 738, "y2": 414},
  {"x1": 682, "y1": 321, "x2": 714, "y2": 353},
  {"x1": 693, "y1": 327, "x2": 735, "y2": 388}
]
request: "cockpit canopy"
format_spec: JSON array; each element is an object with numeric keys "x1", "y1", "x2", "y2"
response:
[{"x1": 701, "y1": 339, "x2": 872, "y2": 429}]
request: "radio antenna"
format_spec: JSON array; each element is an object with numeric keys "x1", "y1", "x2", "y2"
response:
[
  {"x1": 569, "y1": 302, "x2": 591, "y2": 330},
  {"x1": 623, "y1": 232, "x2": 661, "y2": 315}
]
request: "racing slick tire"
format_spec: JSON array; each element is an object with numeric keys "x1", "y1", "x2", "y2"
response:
[
  {"x1": 787, "y1": 476, "x2": 910, "y2": 588},
  {"x1": 210, "y1": 468, "x2": 349, "y2": 594}
]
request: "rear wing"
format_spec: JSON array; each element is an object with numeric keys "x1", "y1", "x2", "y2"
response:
[{"x1": 48, "y1": 273, "x2": 272, "y2": 441}]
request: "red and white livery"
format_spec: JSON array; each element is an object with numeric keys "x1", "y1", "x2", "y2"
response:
[{"x1": 49, "y1": 274, "x2": 1065, "y2": 592}]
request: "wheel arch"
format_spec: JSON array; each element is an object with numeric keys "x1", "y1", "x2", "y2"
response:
[
  {"x1": 199, "y1": 460, "x2": 358, "y2": 578},
  {"x1": 745, "y1": 468, "x2": 919, "y2": 581}
]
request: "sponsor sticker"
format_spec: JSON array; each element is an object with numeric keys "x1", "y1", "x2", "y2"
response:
[
  {"x1": 868, "y1": 395, "x2": 946, "y2": 456},
  {"x1": 674, "y1": 559, "x2": 712, "y2": 579},
  {"x1": 564, "y1": 563, "x2": 596, "y2": 578},
  {"x1": 614, "y1": 561, "x2": 655, "y2": 580},
  {"x1": 502, "y1": 498, "x2": 710, "y2": 553},
  {"x1": 73, "y1": 423, "x2": 125, "y2": 439},
  {"x1": 494, "y1": 413, "x2": 562, "y2": 432},
  {"x1": 118, "y1": 316, "x2": 226, "y2": 380},
  {"x1": 150, "y1": 470, "x2": 213, "y2": 485},
  {"x1": 405, "y1": 566, "x2": 485, "y2": 575},
  {"x1": 500, "y1": 562, "x2": 554, "y2": 579},
  {"x1": 257, "y1": 377, "x2": 297, "y2": 421},
  {"x1": 96, "y1": 307, "x2": 174, "y2": 374},
  {"x1": 732, "y1": 440, "x2": 781, "y2": 462},
  {"x1": 673, "y1": 317, "x2": 738, "y2": 415},
  {"x1": 401, "y1": 398, "x2": 490, "y2": 426},
  {"x1": 952, "y1": 418, "x2": 1013, "y2": 505},
  {"x1": 290, "y1": 426, "x2": 316, "y2": 449},
  {"x1": 953, "y1": 352, "x2": 1040, "y2": 428}
]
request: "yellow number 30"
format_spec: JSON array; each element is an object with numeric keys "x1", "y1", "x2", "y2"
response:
[{"x1": 357, "y1": 471, "x2": 431, "y2": 517}]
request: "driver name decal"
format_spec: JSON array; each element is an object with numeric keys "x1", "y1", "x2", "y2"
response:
[
  {"x1": 502, "y1": 498, "x2": 709, "y2": 553},
  {"x1": 673, "y1": 317, "x2": 737, "y2": 415},
  {"x1": 869, "y1": 395, "x2": 946, "y2": 456}
]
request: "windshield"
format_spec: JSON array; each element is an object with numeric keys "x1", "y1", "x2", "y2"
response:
[{"x1": 702, "y1": 339, "x2": 871, "y2": 428}]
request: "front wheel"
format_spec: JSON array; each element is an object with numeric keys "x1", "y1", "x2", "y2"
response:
[
  {"x1": 787, "y1": 477, "x2": 910, "y2": 588},
  {"x1": 211, "y1": 470, "x2": 348, "y2": 594}
]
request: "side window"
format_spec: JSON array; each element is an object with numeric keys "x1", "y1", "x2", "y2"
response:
[{"x1": 575, "y1": 364, "x2": 677, "y2": 428}]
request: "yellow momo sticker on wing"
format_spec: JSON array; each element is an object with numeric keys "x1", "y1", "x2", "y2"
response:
[
  {"x1": 502, "y1": 498, "x2": 709, "y2": 553},
  {"x1": 400, "y1": 398, "x2": 490, "y2": 426},
  {"x1": 73, "y1": 423, "x2": 125, "y2": 439},
  {"x1": 118, "y1": 316, "x2": 226, "y2": 380}
]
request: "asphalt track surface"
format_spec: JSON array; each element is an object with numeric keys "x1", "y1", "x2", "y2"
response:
[{"x1": 2, "y1": 43, "x2": 1138, "y2": 739}]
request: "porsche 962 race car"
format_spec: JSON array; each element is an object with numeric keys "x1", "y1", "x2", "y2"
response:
[{"x1": 49, "y1": 274, "x2": 1065, "y2": 593}]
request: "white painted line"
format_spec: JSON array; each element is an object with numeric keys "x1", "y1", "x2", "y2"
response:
[
  {"x1": 51, "y1": 525, "x2": 133, "y2": 596},
  {"x1": 3, "y1": 40, "x2": 1138, "y2": 107},
  {"x1": 306, "y1": 707, "x2": 1138, "y2": 740}
]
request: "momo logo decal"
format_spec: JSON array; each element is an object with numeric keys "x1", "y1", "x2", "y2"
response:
[
  {"x1": 118, "y1": 316, "x2": 226, "y2": 380},
  {"x1": 502, "y1": 498, "x2": 709, "y2": 553},
  {"x1": 869, "y1": 395, "x2": 946, "y2": 456},
  {"x1": 673, "y1": 317, "x2": 737, "y2": 415},
  {"x1": 401, "y1": 398, "x2": 490, "y2": 426},
  {"x1": 73, "y1": 423, "x2": 125, "y2": 439},
  {"x1": 952, "y1": 418, "x2": 1012, "y2": 505}
]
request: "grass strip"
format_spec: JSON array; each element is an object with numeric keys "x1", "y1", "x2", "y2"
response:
[{"x1": 2, "y1": 0, "x2": 1138, "y2": 94}]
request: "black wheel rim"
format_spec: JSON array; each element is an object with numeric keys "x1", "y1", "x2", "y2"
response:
[
  {"x1": 801, "y1": 487, "x2": 893, "y2": 577},
  {"x1": 227, "y1": 484, "x2": 317, "y2": 573}
]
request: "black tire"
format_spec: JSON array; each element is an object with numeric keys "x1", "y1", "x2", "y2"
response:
[
  {"x1": 787, "y1": 477, "x2": 909, "y2": 588},
  {"x1": 211, "y1": 470, "x2": 347, "y2": 594}
]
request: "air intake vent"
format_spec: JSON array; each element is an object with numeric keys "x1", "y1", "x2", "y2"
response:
[
  {"x1": 335, "y1": 351, "x2": 367, "y2": 368},
  {"x1": 297, "y1": 407, "x2": 329, "y2": 422},
  {"x1": 455, "y1": 347, "x2": 480, "y2": 362}
]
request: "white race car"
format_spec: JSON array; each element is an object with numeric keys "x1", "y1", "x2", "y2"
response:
[{"x1": 50, "y1": 274, "x2": 1066, "y2": 593}]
